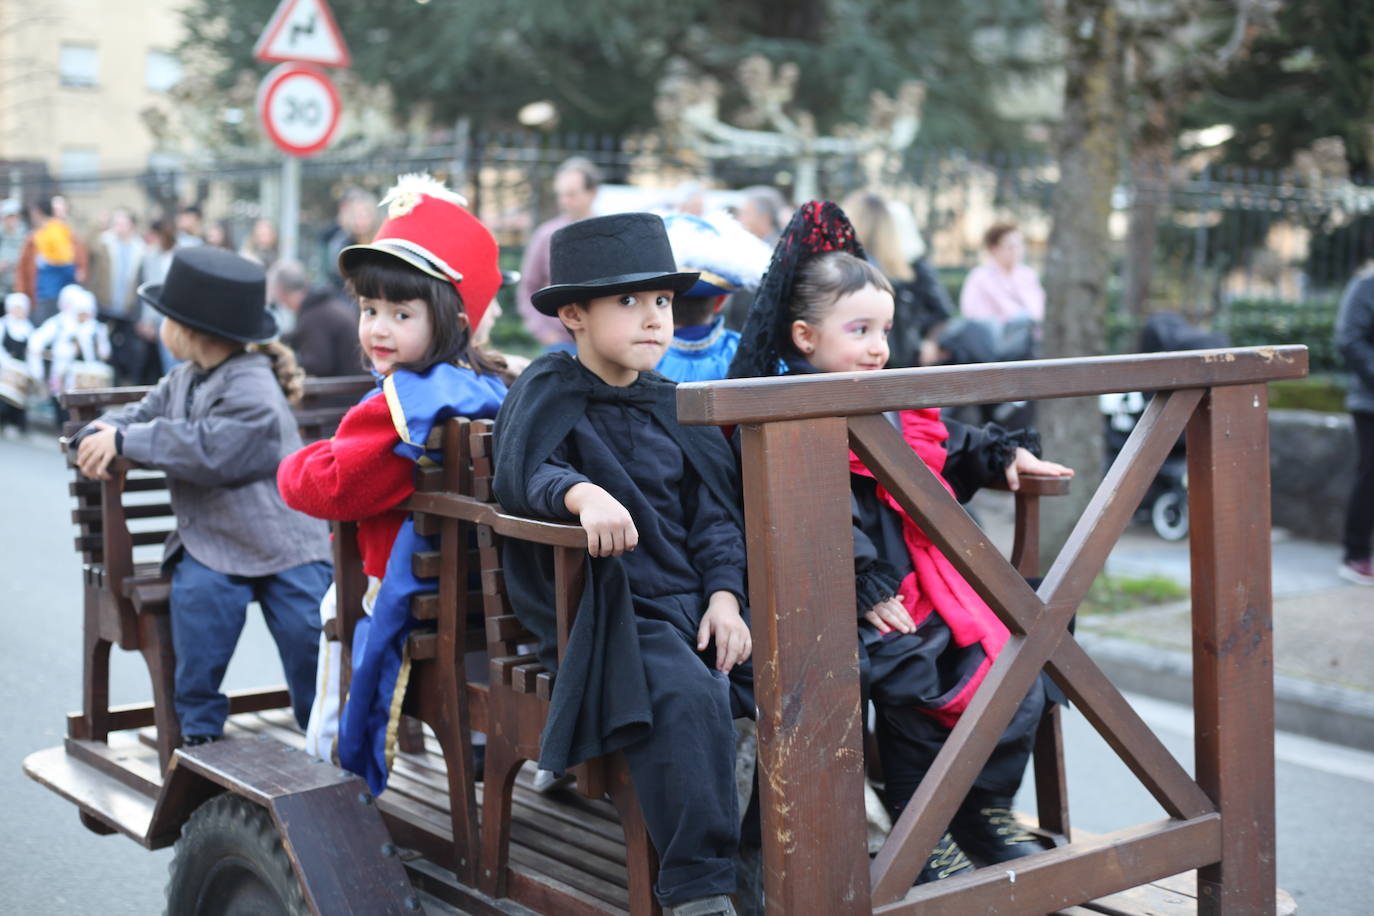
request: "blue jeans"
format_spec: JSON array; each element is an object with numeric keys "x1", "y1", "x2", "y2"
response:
[{"x1": 170, "y1": 551, "x2": 331, "y2": 738}]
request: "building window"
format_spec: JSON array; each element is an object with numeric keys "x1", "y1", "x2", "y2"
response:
[
  {"x1": 60, "y1": 147, "x2": 101, "y2": 190},
  {"x1": 145, "y1": 50, "x2": 182, "y2": 93},
  {"x1": 59, "y1": 44, "x2": 99, "y2": 88}
]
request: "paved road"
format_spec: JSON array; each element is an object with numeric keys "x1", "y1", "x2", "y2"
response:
[{"x1": 3, "y1": 429, "x2": 1370, "y2": 914}]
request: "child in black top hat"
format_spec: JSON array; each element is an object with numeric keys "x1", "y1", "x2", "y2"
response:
[
  {"x1": 492, "y1": 213, "x2": 752, "y2": 915},
  {"x1": 72, "y1": 245, "x2": 332, "y2": 746}
]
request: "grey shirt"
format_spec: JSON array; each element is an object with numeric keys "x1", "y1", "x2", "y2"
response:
[
  {"x1": 1335, "y1": 272, "x2": 1374, "y2": 414},
  {"x1": 85, "y1": 351, "x2": 331, "y2": 576}
]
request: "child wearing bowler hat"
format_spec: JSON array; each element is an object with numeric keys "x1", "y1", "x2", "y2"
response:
[
  {"x1": 492, "y1": 213, "x2": 753, "y2": 915},
  {"x1": 72, "y1": 245, "x2": 332, "y2": 747}
]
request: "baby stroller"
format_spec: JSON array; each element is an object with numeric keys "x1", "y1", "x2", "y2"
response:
[{"x1": 1099, "y1": 313, "x2": 1230, "y2": 540}]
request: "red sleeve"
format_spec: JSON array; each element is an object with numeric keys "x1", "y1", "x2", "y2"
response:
[{"x1": 278, "y1": 393, "x2": 416, "y2": 521}]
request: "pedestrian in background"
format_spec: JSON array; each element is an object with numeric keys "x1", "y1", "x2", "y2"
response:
[
  {"x1": 517, "y1": 157, "x2": 601, "y2": 351},
  {"x1": 15, "y1": 196, "x2": 87, "y2": 324},
  {"x1": 1335, "y1": 269, "x2": 1374, "y2": 585},
  {"x1": 959, "y1": 222, "x2": 1044, "y2": 328},
  {"x1": 240, "y1": 218, "x2": 279, "y2": 269},
  {"x1": 843, "y1": 190, "x2": 952, "y2": 369},
  {"x1": 268, "y1": 259, "x2": 361, "y2": 380},
  {"x1": 1, "y1": 291, "x2": 34, "y2": 434},
  {"x1": 322, "y1": 187, "x2": 378, "y2": 291},
  {"x1": 0, "y1": 199, "x2": 26, "y2": 293}
]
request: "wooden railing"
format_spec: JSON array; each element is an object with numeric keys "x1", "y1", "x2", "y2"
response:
[{"x1": 676, "y1": 346, "x2": 1306, "y2": 916}]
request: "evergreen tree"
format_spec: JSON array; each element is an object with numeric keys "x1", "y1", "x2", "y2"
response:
[{"x1": 176, "y1": 0, "x2": 1052, "y2": 147}]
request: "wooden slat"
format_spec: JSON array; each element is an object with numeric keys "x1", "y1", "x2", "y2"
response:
[
  {"x1": 872, "y1": 815, "x2": 1222, "y2": 916},
  {"x1": 405, "y1": 492, "x2": 586, "y2": 548},
  {"x1": 739, "y1": 417, "x2": 872, "y2": 914},
  {"x1": 72, "y1": 503, "x2": 173, "y2": 523},
  {"x1": 75, "y1": 530, "x2": 168, "y2": 552},
  {"x1": 411, "y1": 593, "x2": 438, "y2": 620},
  {"x1": 675, "y1": 346, "x2": 1307, "y2": 425},
  {"x1": 486, "y1": 614, "x2": 528, "y2": 644},
  {"x1": 70, "y1": 475, "x2": 166, "y2": 497},
  {"x1": 490, "y1": 654, "x2": 538, "y2": 686},
  {"x1": 1187, "y1": 384, "x2": 1277, "y2": 913}
]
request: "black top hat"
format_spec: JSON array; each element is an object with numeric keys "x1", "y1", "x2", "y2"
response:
[
  {"x1": 137, "y1": 246, "x2": 276, "y2": 343},
  {"x1": 530, "y1": 213, "x2": 699, "y2": 315}
]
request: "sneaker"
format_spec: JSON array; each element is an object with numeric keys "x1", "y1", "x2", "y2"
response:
[
  {"x1": 181, "y1": 734, "x2": 222, "y2": 748},
  {"x1": 531, "y1": 768, "x2": 574, "y2": 794},
  {"x1": 1338, "y1": 558, "x2": 1374, "y2": 586},
  {"x1": 668, "y1": 895, "x2": 737, "y2": 916},
  {"x1": 915, "y1": 832, "x2": 976, "y2": 884},
  {"x1": 948, "y1": 793, "x2": 1044, "y2": 865}
]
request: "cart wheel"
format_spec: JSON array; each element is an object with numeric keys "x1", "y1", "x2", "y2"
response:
[
  {"x1": 164, "y1": 793, "x2": 309, "y2": 916},
  {"x1": 1151, "y1": 488, "x2": 1189, "y2": 541}
]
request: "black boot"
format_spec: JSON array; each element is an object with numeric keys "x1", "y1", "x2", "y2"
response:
[
  {"x1": 948, "y1": 791, "x2": 1044, "y2": 865},
  {"x1": 915, "y1": 832, "x2": 975, "y2": 884}
]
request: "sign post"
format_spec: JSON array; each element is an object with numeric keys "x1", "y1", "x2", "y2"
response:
[{"x1": 254, "y1": 0, "x2": 351, "y2": 264}]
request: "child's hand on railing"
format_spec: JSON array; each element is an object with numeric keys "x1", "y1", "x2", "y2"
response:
[
  {"x1": 76, "y1": 422, "x2": 119, "y2": 481},
  {"x1": 1005, "y1": 447, "x2": 1074, "y2": 492},
  {"x1": 564, "y1": 482, "x2": 639, "y2": 557},
  {"x1": 698, "y1": 590, "x2": 751, "y2": 673},
  {"x1": 864, "y1": 595, "x2": 914, "y2": 636}
]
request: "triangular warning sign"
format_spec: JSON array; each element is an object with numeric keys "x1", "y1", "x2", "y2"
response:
[{"x1": 254, "y1": 0, "x2": 352, "y2": 69}]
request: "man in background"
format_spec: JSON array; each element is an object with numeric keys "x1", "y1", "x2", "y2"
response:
[
  {"x1": 516, "y1": 157, "x2": 601, "y2": 350},
  {"x1": 269, "y1": 259, "x2": 361, "y2": 380}
]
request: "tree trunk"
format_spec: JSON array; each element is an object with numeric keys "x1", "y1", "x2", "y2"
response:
[
  {"x1": 1039, "y1": 0, "x2": 1121, "y2": 569},
  {"x1": 1122, "y1": 95, "x2": 1173, "y2": 322}
]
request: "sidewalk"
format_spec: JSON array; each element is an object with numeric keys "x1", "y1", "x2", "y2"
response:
[{"x1": 970, "y1": 490, "x2": 1374, "y2": 751}]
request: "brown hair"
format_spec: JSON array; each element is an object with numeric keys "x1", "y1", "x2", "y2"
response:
[
  {"x1": 789, "y1": 251, "x2": 894, "y2": 330},
  {"x1": 841, "y1": 191, "x2": 914, "y2": 282},
  {"x1": 247, "y1": 340, "x2": 305, "y2": 403},
  {"x1": 983, "y1": 222, "x2": 1018, "y2": 251},
  {"x1": 344, "y1": 250, "x2": 506, "y2": 377}
]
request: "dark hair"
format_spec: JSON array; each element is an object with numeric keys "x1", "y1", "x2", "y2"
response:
[
  {"x1": 983, "y1": 222, "x2": 1018, "y2": 251},
  {"x1": 790, "y1": 251, "x2": 894, "y2": 330},
  {"x1": 672, "y1": 294, "x2": 719, "y2": 328},
  {"x1": 344, "y1": 250, "x2": 505, "y2": 376},
  {"x1": 180, "y1": 204, "x2": 203, "y2": 219},
  {"x1": 151, "y1": 216, "x2": 177, "y2": 252},
  {"x1": 34, "y1": 197, "x2": 54, "y2": 218}
]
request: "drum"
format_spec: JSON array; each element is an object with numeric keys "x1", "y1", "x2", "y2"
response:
[
  {"x1": 0, "y1": 354, "x2": 32, "y2": 408},
  {"x1": 69, "y1": 359, "x2": 114, "y2": 391}
]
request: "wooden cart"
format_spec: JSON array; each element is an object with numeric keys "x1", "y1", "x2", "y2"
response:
[{"x1": 25, "y1": 348, "x2": 1303, "y2": 914}]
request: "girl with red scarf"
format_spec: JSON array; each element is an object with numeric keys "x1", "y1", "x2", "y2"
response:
[{"x1": 729, "y1": 202, "x2": 1073, "y2": 884}]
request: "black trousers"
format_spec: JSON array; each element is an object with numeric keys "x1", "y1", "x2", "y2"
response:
[
  {"x1": 1344, "y1": 411, "x2": 1374, "y2": 563},
  {"x1": 622, "y1": 614, "x2": 752, "y2": 906}
]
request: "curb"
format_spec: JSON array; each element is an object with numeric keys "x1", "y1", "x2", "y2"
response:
[{"x1": 1078, "y1": 633, "x2": 1374, "y2": 752}]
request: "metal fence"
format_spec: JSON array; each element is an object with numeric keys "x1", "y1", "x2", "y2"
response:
[{"x1": 6, "y1": 132, "x2": 1370, "y2": 363}]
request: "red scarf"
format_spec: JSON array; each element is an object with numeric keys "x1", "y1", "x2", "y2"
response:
[{"x1": 848, "y1": 409, "x2": 1009, "y2": 726}]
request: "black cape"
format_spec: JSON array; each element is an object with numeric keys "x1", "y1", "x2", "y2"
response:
[{"x1": 492, "y1": 352, "x2": 745, "y2": 771}]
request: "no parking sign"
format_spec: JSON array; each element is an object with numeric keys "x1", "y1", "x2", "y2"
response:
[{"x1": 257, "y1": 63, "x2": 341, "y2": 158}]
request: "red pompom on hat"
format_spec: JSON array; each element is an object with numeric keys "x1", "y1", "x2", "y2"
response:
[{"x1": 339, "y1": 174, "x2": 501, "y2": 330}]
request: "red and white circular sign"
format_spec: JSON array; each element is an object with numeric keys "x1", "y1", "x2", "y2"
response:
[{"x1": 257, "y1": 63, "x2": 341, "y2": 157}]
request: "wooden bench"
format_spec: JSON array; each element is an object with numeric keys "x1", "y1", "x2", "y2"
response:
[
  {"x1": 363, "y1": 416, "x2": 1071, "y2": 915},
  {"x1": 58, "y1": 377, "x2": 374, "y2": 774}
]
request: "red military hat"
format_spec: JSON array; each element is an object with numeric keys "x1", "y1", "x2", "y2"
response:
[{"x1": 339, "y1": 173, "x2": 502, "y2": 330}]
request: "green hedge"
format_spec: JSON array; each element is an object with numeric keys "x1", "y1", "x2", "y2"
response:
[{"x1": 1221, "y1": 297, "x2": 1342, "y2": 374}]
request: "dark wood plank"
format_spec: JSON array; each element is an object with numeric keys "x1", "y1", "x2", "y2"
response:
[
  {"x1": 1187, "y1": 384, "x2": 1277, "y2": 915},
  {"x1": 675, "y1": 346, "x2": 1308, "y2": 425},
  {"x1": 872, "y1": 815, "x2": 1222, "y2": 916},
  {"x1": 738, "y1": 418, "x2": 872, "y2": 915}
]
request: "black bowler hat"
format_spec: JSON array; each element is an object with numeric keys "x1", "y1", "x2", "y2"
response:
[
  {"x1": 530, "y1": 212, "x2": 699, "y2": 315},
  {"x1": 137, "y1": 246, "x2": 276, "y2": 343}
]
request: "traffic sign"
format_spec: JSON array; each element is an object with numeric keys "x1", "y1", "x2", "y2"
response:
[
  {"x1": 257, "y1": 64, "x2": 341, "y2": 157},
  {"x1": 254, "y1": 0, "x2": 351, "y2": 69}
]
